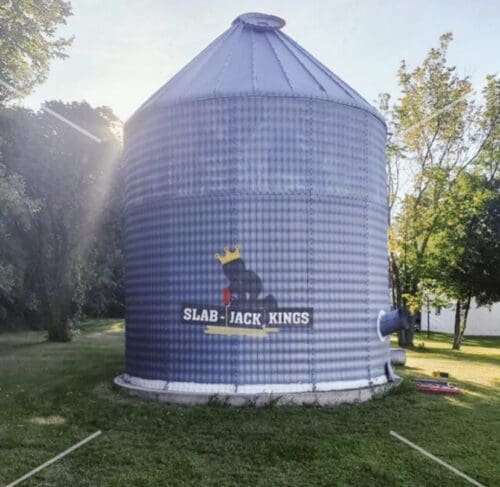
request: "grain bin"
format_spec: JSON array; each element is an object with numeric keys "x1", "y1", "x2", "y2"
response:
[{"x1": 115, "y1": 13, "x2": 406, "y2": 405}]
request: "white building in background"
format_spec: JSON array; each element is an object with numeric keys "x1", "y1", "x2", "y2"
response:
[{"x1": 421, "y1": 300, "x2": 500, "y2": 336}]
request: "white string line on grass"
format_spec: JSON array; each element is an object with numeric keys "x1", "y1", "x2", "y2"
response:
[
  {"x1": 0, "y1": 79, "x2": 103, "y2": 143},
  {"x1": 4, "y1": 430, "x2": 102, "y2": 487},
  {"x1": 390, "y1": 430, "x2": 485, "y2": 487}
]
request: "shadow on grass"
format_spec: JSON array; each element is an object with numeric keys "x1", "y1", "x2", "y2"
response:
[
  {"x1": 460, "y1": 336, "x2": 500, "y2": 348},
  {"x1": 1, "y1": 323, "x2": 499, "y2": 486},
  {"x1": 410, "y1": 347, "x2": 499, "y2": 367},
  {"x1": 0, "y1": 339, "x2": 49, "y2": 353},
  {"x1": 395, "y1": 364, "x2": 500, "y2": 407},
  {"x1": 453, "y1": 377, "x2": 500, "y2": 401},
  {"x1": 414, "y1": 331, "x2": 500, "y2": 348}
]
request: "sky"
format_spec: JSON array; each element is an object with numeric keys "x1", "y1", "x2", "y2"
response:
[{"x1": 23, "y1": 0, "x2": 500, "y2": 123}]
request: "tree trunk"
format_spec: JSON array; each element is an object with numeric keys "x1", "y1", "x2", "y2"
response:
[
  {"x1": 389, "y1": 256, "x2": 415, "y2": 348},
  {"x1": 389, "y1": 254, "x2": 402, "y2": 309},
  {"x1": 45, "y1": 289, "x2": 72, "y2": 342},
  {"x1": 399, "y1": 330, "x2": 414, "y2": 348},
  {"x1": 452, "y1": 299, "x2": 461, "y2": 350},
  {"x1": 398, "y1": 306, "x2": 415, "y2": 348},
  {"x1": 47, "y1": 308, "x2": 71, "y2": 342},
  {"x1": 458, "y1": 295, "x2": 472, "y2": 347},
  {"x1": 47, "y1": 321, "x2": 71, "y2": 341}
]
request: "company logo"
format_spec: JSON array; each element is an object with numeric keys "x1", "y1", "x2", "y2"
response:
[{"x1": 181, "y1": 244, "x2": 313, "y2": 337}]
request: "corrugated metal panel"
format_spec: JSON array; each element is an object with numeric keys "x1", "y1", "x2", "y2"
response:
[{"x1": 123, "y1": 13, "x2": 390, "y2": 394}]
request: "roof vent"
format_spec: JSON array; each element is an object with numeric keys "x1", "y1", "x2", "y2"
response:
[{"x1": 233, "y1": 12, "x2": 286, "y2": 31}]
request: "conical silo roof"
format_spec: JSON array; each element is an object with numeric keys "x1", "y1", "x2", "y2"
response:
[{"x1": 132, "y1": 12, "x2": 382, "y2": 122}]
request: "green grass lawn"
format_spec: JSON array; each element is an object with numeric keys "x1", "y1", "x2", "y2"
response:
[{"x1": 0, "y1": 321, "x2": 498, "y2": 486}]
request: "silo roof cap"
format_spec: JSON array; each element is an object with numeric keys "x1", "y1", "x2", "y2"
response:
[
  {"x1": 233, "y1": 12, "x2": 286, "y2": 31},
  {"x1": 130, "y1": 12, "x2": 384, "y2": 124}
]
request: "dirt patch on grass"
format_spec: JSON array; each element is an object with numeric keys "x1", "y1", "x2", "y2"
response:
[{"x1": 31, "y1": 415, "x2": 66, "y2": 425}]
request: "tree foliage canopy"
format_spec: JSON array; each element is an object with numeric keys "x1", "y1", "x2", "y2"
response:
[
  {"x1": 0, "y1": 0, "x2": 73, "y2": 102},
  {"x1": 382, "y1": 33, "x2": 499, "y2": 348},
  {"x1": 0, "y1": 1, "x2": 125, "y2": 341},
  {"x1": 0, "y1": 103, "x2": 123, "y2": 339}
]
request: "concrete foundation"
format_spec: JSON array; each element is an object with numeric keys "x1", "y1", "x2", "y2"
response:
[{"x1": 113, "y1": 374, "x2": 399, "y2": 406}]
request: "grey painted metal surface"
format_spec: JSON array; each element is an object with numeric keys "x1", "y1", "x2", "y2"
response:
[{"x1": 121, "y1": 12, "x2": 391, "y2": 397}]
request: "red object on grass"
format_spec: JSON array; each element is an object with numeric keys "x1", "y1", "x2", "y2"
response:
[
  {"x1": 415, "y1": 380, "x2": 461, "y2": 395},
  {"x1": 222, "y1": 288, "x2": 232, "y2": 306}
]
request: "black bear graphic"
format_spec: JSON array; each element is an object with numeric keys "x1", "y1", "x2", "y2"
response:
[{"x1": 215, "y1": 244, "x2": 277, "y2": 311}]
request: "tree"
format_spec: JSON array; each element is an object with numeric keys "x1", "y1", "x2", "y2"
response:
[
  {"x1": 427, "y1": 173, "x2": 499, "y2": 349},
  {"x1": 0, "y1": 162, "x2": 38, "y2": 313},
  {"x1": 381, "y1": 33, "x2": 497, "y2": 347},
  {"x1": 0, "y1": 0, "x2": 73, "y2": 329},
  {"x1": 77, "y1": 161, "x2": 124, "y2": 320},
  {"x1": 476, "y1": 75, "x2": 500, "y2": 181},
  {"x1": 0, "y1": 102, "x2": 122, "y2": 340},
  {"x1": 0, "y1": 0, "x2": 73, "y2": 103},
  {"x1": 427, "y1": 76, "x2": 499, "y2": 349},
  {"x1": 0, "y1": 1, "x2": 124, "y2": 338}
]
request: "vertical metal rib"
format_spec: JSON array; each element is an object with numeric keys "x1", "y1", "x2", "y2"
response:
[
  {"x1": 278, "y1": 30, "x2": 370, "y2": 104},
  {"x1": 273, "y1": 31, "x2": 327, "y2": 94},
  {"x1": 249, "y1": 28, "x2": 256, "y2": 92},
  {"x1": 263, "y1": 31, "x2": 294, "y2": 92},
  {"x1": 213, "y1": 24, "x2": 244, "y2": 95}
]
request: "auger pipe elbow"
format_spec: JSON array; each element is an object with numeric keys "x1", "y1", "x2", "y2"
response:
[{"x1": 377, "y1": 309, "x2": 409, "y2": 341}]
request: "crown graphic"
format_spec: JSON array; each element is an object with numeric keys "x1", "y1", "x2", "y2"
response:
[{"x1": 214, "y1": 244, "x2": 240, "y2": 265}]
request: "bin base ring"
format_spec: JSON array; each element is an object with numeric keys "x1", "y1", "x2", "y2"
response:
[{"x1": 114, "y1": 374, "x2": 398, "y2": 406}]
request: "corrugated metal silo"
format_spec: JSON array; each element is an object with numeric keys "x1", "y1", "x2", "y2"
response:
[{"x1": 116, "y1": 13, "x2": 404, "y2": 404}]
